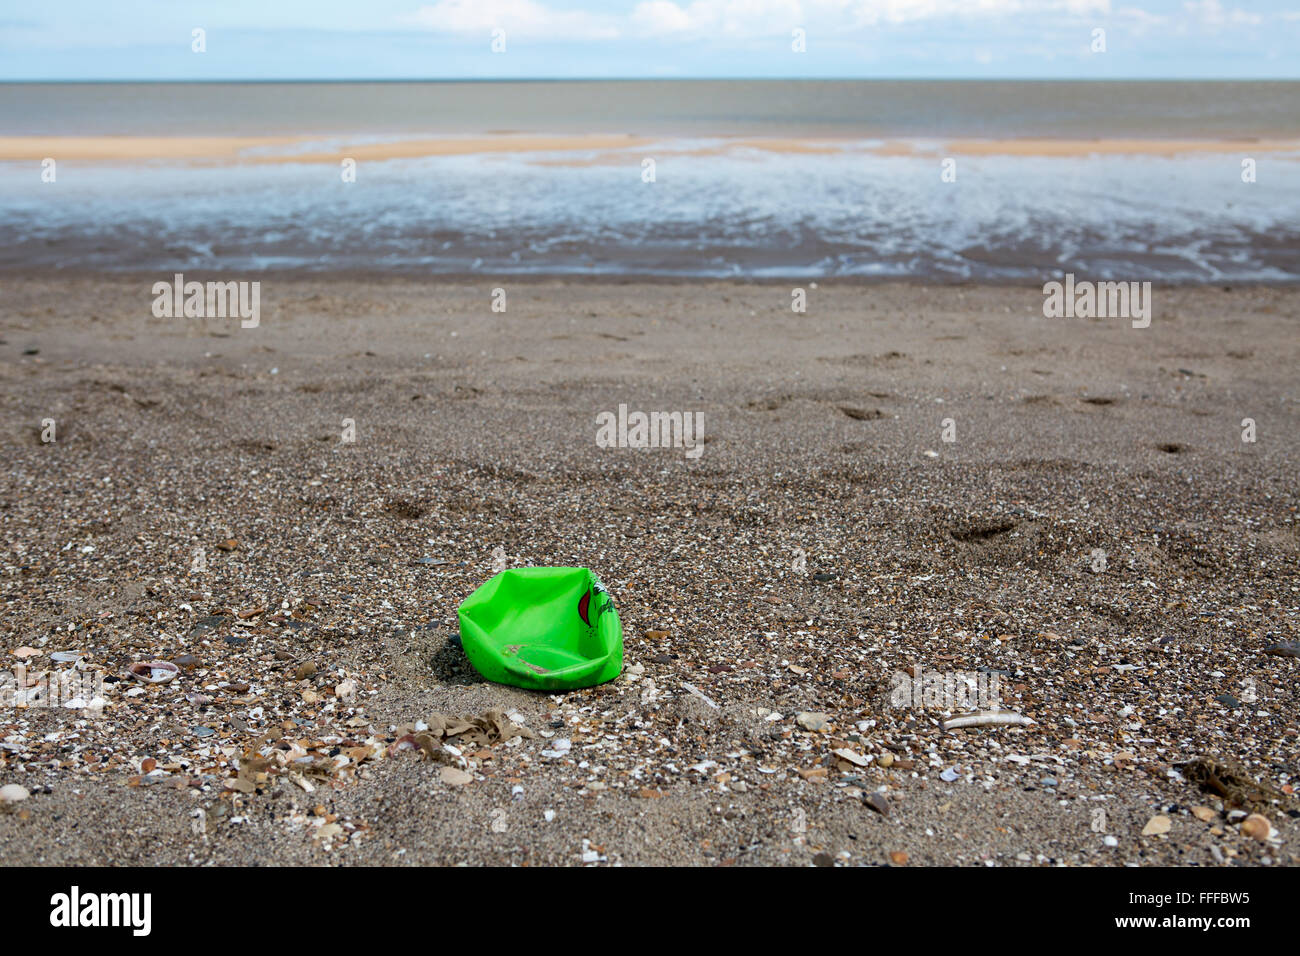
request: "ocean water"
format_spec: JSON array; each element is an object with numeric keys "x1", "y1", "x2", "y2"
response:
[{"x1": 2, "y1": 81, "x2": 1299, "y2": 281}]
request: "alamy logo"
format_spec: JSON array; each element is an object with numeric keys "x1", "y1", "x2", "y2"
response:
[
  {"x1": 889, "y1": 666, "x2": 1002, "y2": 711},
  {"x1": 595, "y1": 404, "x2": 704, "y2": 459},
  {"x1": 50, "y1": 886, "x2": 151, "y2": 936},
  {"x1": 1, "y1": 665, "x2": 105, "y2": 710},
  {"x1": 151, "y1": 273, "x2": 260, "y2": 328},
  {"x1": 1042, "y1": 273, "x2": 1151, "y2": 328}
]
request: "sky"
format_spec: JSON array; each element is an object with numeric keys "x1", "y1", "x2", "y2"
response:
[{"x1": 1, "y1": 0, "x2": 1297, "y2": 80}]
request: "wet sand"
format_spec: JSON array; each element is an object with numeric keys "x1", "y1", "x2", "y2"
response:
[
  {"x1": 2, "y1": 134, "x2": 1297, "y2": 166},
  {"x1": 0, "y1": 276, "x2": 1297, "y2": 866}
]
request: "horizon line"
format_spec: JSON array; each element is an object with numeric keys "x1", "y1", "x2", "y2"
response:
[{"x1": 4, "y1": 76, "x2": 1300, "y2": 85}]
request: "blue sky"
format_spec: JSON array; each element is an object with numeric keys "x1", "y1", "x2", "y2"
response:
[{"x1": 2, "y1": 0, "x2": 1297, "y2": 80}]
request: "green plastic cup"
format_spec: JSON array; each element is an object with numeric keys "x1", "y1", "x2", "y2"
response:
[{"x1": 457, "y1": 567, "x2": 624, "y2": 691}]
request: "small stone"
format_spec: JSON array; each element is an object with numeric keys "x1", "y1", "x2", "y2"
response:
[
  {"x1": 889, "y1": 850, "x2": 909, "y2": 865},
  {"x1": 1103, "y1": 835, "x2": 1118, "y2": 847},
  {"x1": 1191, "y1": 806, "x2": 1215, "y2": 823},
  {"x1": 314, "y1": 822, "x2": 343, "y2": 841},
  {"x1": 175, "y1": 654, "x2": 199, "y2": 669},
  {"x1": 1142, "y1": 815, "x2": 1172, "y2": 836},
  {"x1": 864, "y1": 792, "x2": 891, "y2": 816},
  {"x1": 812, "y1": 852, "x2": 835, "y2": 867},
  {"x1": 440, "y1": 767, "x2": 473, "y2": 787},
  {"x1": 191, "y1": 726, "x2": 215, "y2": 738},
  {"x1": 832, "y1": 748, "x2": 869, "y2": 767},
  {"x1": 216, "y1": 539, "x2": 239, "y2": 551},
  {"x1": 1263, "y1": 642, "x2": 1300, "y2": 658},
  {"x1": 876, "y1": 752, "x2": 894, "y2": 769},
  {"x1": 796, "y1": 712, "x2": 830, "y2": 732},
  {"x1": 1241, "y1": 814, "x2": 1272, "y2": 842},
  {"x1": 294, "y1": 661, "x2": 317, "y2": 679},
  {"x1": 12, "y1": 647, "x2": 40, "y2": 659},
  {"x1": 644, "y1": 630, "x2": 670, "y2": 640},
  {"x1": 0, "y1": 784, "x2": 30, "y2": 803}
]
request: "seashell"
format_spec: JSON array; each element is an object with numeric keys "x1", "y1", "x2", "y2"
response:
[
  {"x1": 126, "y1": 660, "x2": 179, "y2": 683},
  {"x1": 941, "y1": 711, "x2": 1035, "y2": 730},
  {"x1": 51, "y1": 651, "x2": 85, "y2": 664}
]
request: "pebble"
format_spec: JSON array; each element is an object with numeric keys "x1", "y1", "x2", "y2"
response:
[
  {"x1": 796, "y1": 712, "x2": 829, "y2": 732},
  {"x1": 440, "y1": 767, "x2": 473, "y2": 787},
  {"x1": 832, "y1": 748, "x2": 870, "y2": 767},
  {"x1": 940, "y1": 767, "x2": 960, "y2": 782},
  {"x1": 1241, "y1": 814, "x2": 1273, "y2": 842},
  {"x1": 1103, "y1": 835, "x2": 1118, "y2": 847},
  {"x1": 294, "y1": 661, "x2": 317, "y2": 679},
  {"x1": 1141, "y1": 815, "x2": 1171, "y2": 836},
  {"x1": 1191, "y1": 806, "x2": 1216, "y2": 823},
  {"x1": 1263, "y1": 642, "x2": 1300, "y2": 658},
  {"x1": 0, "y1": 784, "x2": 30, "y2": 803},
  {"x1": 876, "y1": 752, "x2": 894, "y2": 769},
  {"x1": 864, "y1": 792, "x2": 891, "y2": 816}
]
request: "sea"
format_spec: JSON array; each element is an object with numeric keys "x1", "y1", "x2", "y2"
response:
[{"x1": 2, "y1": 80, "x2": 1298, "y2": 281}]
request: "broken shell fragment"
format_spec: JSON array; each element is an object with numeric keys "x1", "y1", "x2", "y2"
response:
[
  {"x1": 0, "y1": 784, "x2": 31, "y2": 803},
  {"x1": 126, "y1": 661, "x2": 179, "y2": 683},
  {"x1": 1241, "y1": 814, "x2": 1274, "y2": 842},
  {"x1": 941, "y1": 711, "x2": 1035, "y2": 731},
  {"x1": 51, "y1": 651, "x2": 85, "y2": 664}
]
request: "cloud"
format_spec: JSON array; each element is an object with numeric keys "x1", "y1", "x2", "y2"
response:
[
  {"x1": 631, "y1": 1, "x2": 1116, "y2": 39},
  {"x1": 633, "y1": 1, "x2": 803, "y2": 37},
  {"x1": 408, "y1": 0, "x2": 1285, "y2": 46},
  {"x1": 411, "y1": 0, "x2": 619, "y2": 40},
  {"x1": 1182, "y1": 0, "x2": 1261, "y2": 27}
]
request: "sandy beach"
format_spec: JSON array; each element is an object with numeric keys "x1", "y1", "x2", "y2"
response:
[
  {"x1": 3, "y1": 134, "x2": 1298, "y2": 167},
  {"x1": 1, "y1": 276, "x2": 1296, "y2": 866}
]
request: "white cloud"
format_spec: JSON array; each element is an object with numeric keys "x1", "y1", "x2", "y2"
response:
[
  {"x1": 410, "y1": 0, "x2": 1279, "y2": 45},
  {"x1": 631, "y1": 0, "x2": 1116, "y2": 38},
  {"x1": 411, "y1": 0, "x2": 619, "y2": 40},
  {"x1": 1182, "y1": 0, "x2": 1262, "y2": 26},
  {"x1": 633, "y1": 1, "x2": 804, "y2": 38}
]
